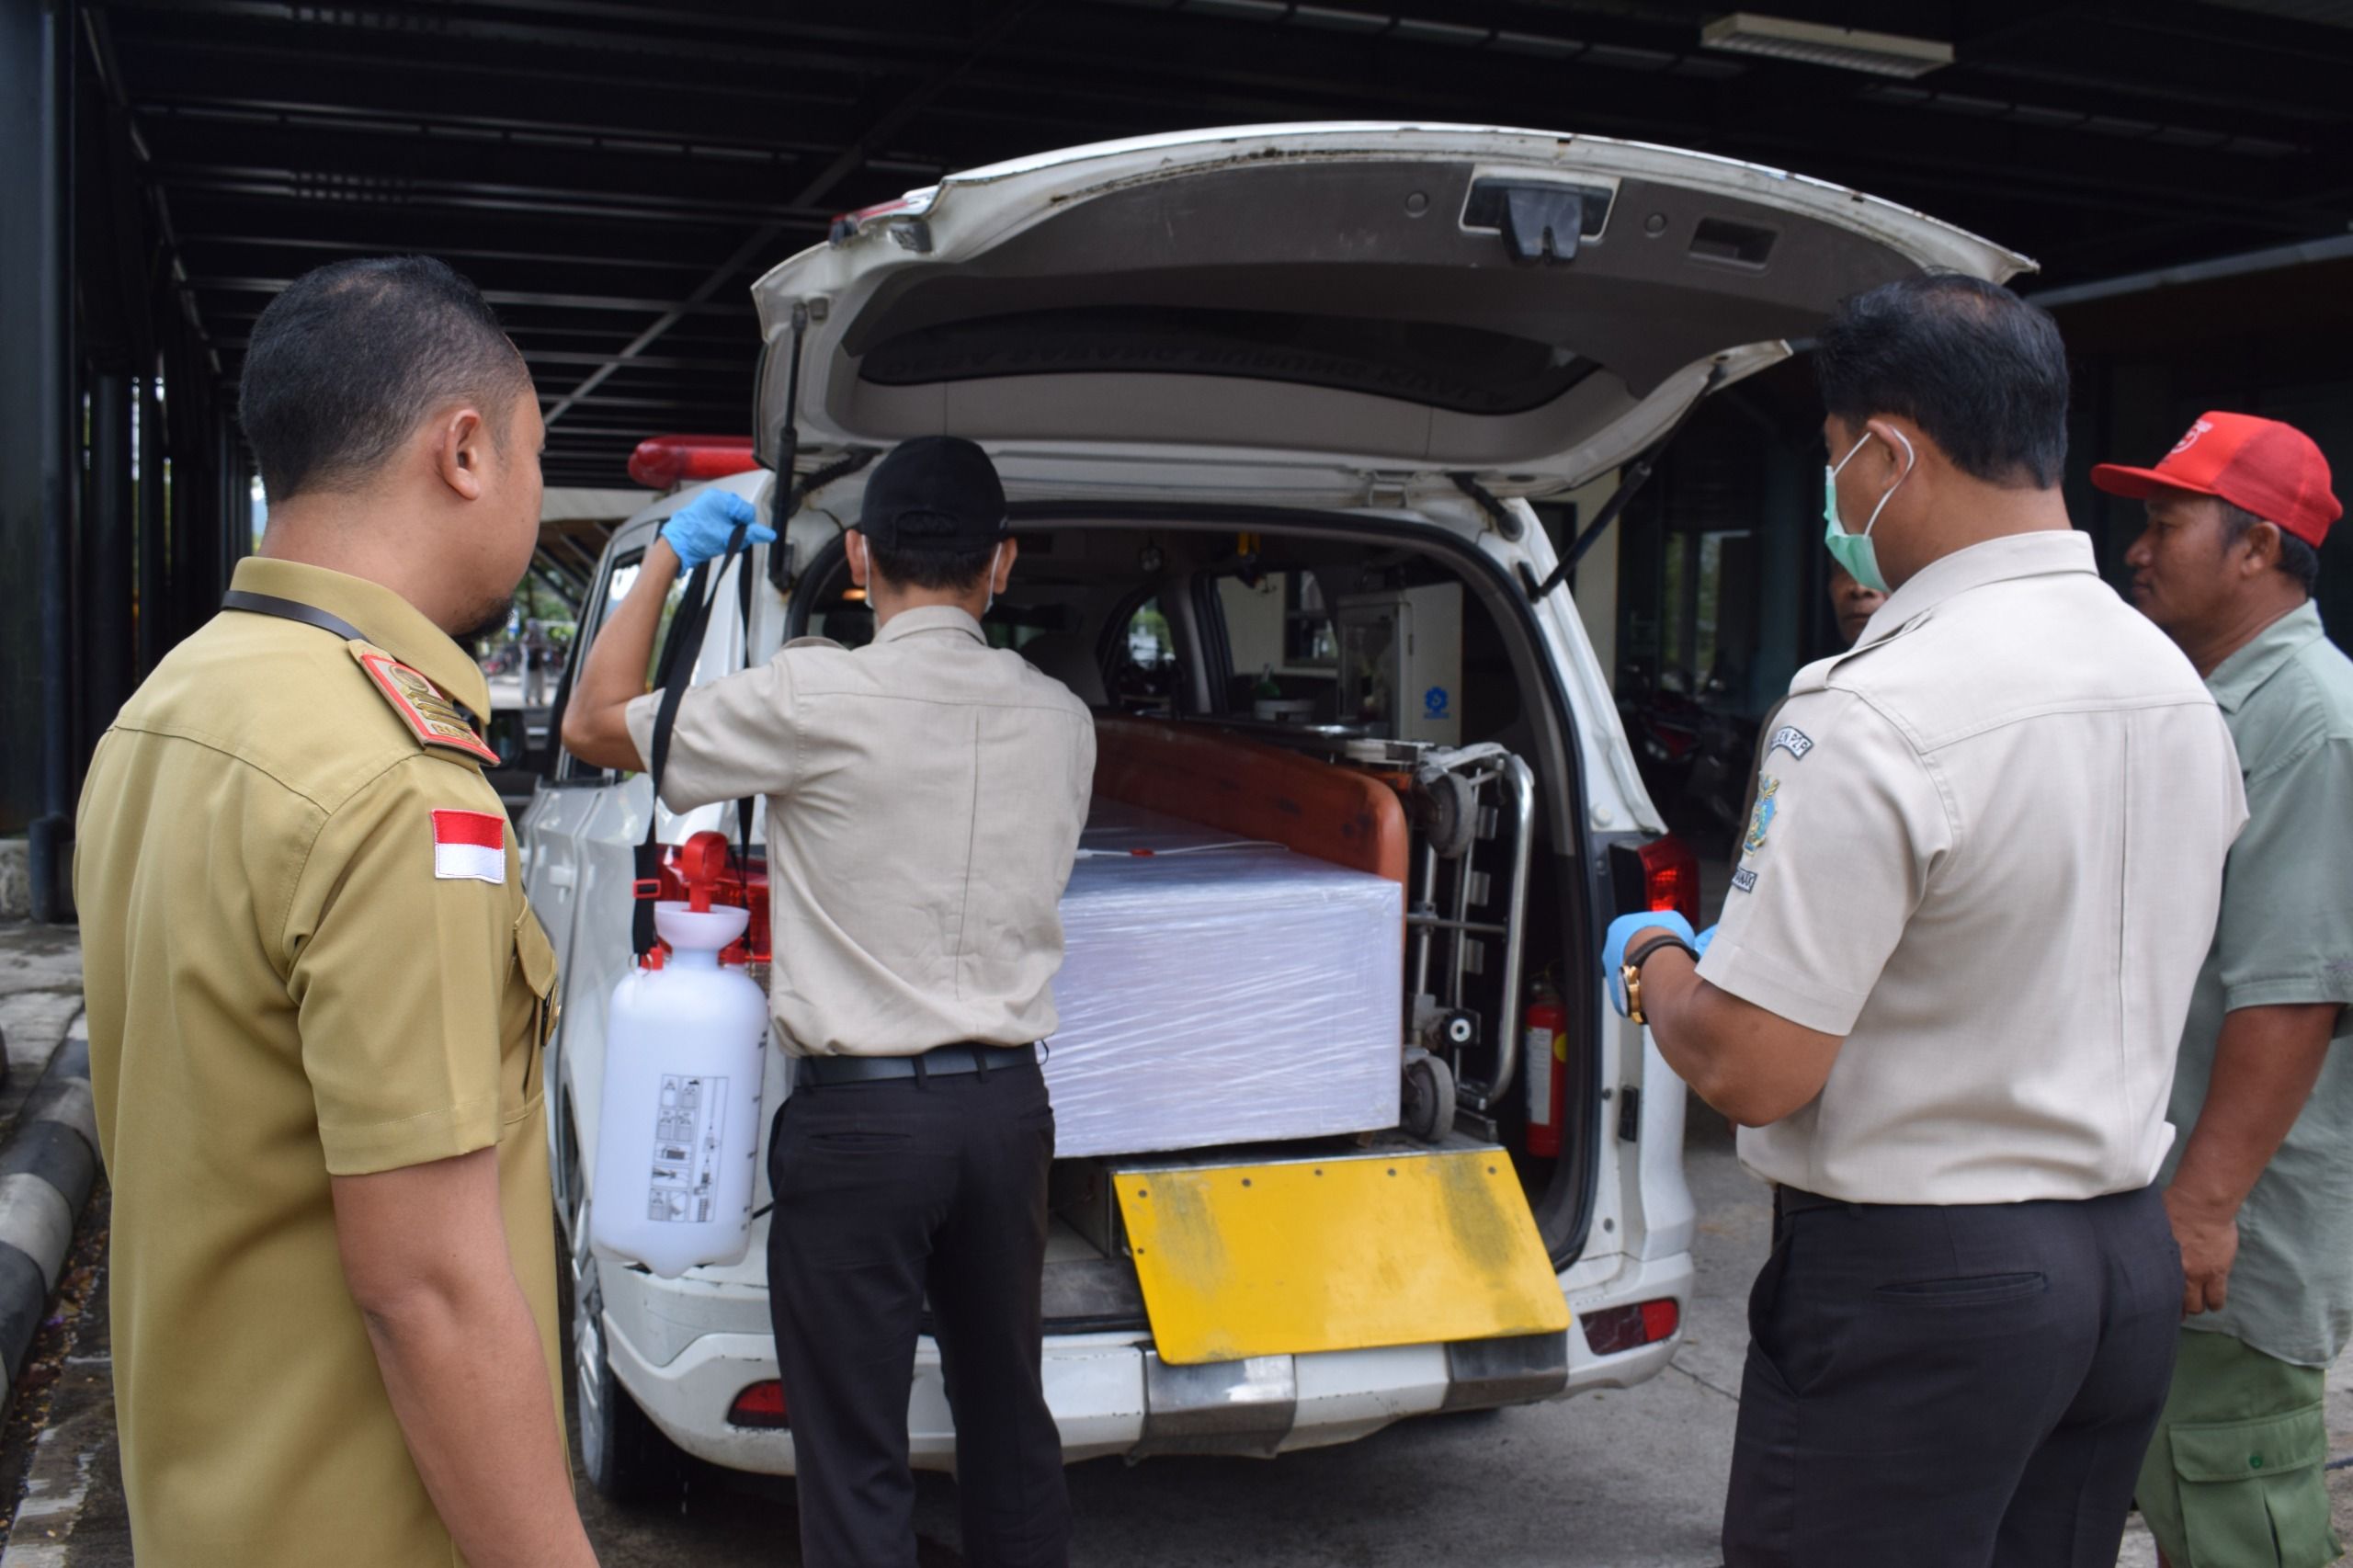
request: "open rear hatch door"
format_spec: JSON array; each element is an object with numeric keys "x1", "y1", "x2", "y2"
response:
[{"x1": 752, "y1": 123, "x2": 2029, "y2": 503}]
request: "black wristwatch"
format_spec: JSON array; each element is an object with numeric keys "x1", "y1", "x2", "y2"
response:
[{"x1": 1621, "y1": 933, "x2": 1699, "y2": 1027}]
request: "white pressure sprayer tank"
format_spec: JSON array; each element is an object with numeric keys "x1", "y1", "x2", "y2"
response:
[{"x1": 589, "y1": 833, "x2": 769, "y2": 1278}]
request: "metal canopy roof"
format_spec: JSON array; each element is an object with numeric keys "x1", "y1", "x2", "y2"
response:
[{"x1": 93, "y1": 0, "x2": 2353, "y2": 489}]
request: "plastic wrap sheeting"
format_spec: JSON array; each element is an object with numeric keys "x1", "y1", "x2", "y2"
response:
[{"x1": 1044, "y1": 801, "x2": 1404, "y2": 1159}]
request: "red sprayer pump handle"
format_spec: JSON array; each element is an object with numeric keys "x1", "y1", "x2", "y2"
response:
[{"x1": 676, "y1": 830, "x2": 733, "y2": 915}]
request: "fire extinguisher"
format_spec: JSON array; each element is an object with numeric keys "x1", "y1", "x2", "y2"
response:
[{"x1": 1525, "y1": 982, "x2": 1567, "y2": 1159}]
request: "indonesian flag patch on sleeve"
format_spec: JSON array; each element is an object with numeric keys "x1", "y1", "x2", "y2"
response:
[{"x1": 431, "y1": 809, "x2": 506, "y2": 884}]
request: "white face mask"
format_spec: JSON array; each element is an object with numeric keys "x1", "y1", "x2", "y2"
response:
[{"x1": 981, "y1": 540, "x2": 1005, "y2": 617}]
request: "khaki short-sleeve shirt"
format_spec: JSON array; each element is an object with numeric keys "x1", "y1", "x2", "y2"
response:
[
  {"x1": 1699, "y1": 532, "x2": 2246, "y2": 1204},
  {"x1": 2158, "y1": 601, "x2": 2353, "y2": 1367},
  {"x1": 74, "y1": 558, "x2": 563, "y2": 1567},
  {"x1": 624, "y1": 604, "x2": 1096, "y2": 1057}
]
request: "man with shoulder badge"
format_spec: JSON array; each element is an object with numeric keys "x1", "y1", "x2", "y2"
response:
[
  {"x1": 75, "y1": 257, "x2": 595, "y2": 1565},
  {"x1": 1600, "y1": 275, "x2": 2246, "y2": 1566},
  {"x1": 2095, "y1": 413, "x2": 2353, "y2": 1568},
  {"x1": 564, "y1": 436, "x2": 1094, "y2": 1568}
]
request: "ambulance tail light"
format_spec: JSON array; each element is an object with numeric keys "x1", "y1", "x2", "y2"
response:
[
  {"x1": 627, "y1": 435, "x2": 759, "y2": 492},
  {"x1": 727, "y1": 1380, "x2": 790, "y2": 1429},
  {"x1": 1637, "y1": 834, "x2": 1701, "y2": 929},
  {"x1": 1579, "y1": 1297, "x2": 1681, "y2": 1357},
  {"x1": 653, "y1": 842, "x2": 769, "y2": 965}
]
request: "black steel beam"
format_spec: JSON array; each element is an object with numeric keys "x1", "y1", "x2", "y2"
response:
[
  {"x1": 184, "y1": 277, "x2": 752, "y2": 316},
  {"x1": 180, "y1": 236, "x2": 735, "y2": 289},
  {"x1": 84, "y1": 371, "x2": 135, "y2": 757},
  {"x1": 107, "y1": 0, "x2": 1031, "y2": 85},
  {"x1": 136, "y1": 368, "x2": 165, "y2": 676},
  {"x1": 1957, "y1": 0, "x2": 2353, "y2": 123},
  {"x1": 166, "y1": 191, "x2": 754, "y2": 251},
  {"x1": 3, "y1": 0, "x2": 78, "y2": 908},
  {"x1": 109, "y1": 28, "x2": 869, "y2": 150},
  {"x1": 134, "y1": 107, "x2": 861, "y2": 217}
]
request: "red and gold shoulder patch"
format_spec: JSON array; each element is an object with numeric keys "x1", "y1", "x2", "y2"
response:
[{"x1": 347, "y1": 642, "x2": 501, "y2": 765}]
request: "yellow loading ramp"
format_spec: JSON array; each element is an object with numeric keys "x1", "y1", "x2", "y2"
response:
[{"x1": 1113, "y1": 1145, "x2": 1570, "y2": 1366}]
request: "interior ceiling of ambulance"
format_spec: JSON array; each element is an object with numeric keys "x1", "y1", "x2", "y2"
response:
[{"x1": 98, "y1": 0, "x2": 2353, "y2": 490}]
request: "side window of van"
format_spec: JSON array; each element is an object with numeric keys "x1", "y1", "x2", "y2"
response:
[
  {"x1": 552, "y1": 547, "x2": 688, "y2": 780},
  {"x1": 608, "y1": 553, "x2": 696, "y2": 689},
  {"x1": 1282, "y1": 572, "x2": 1338, "y2": 666},
  {"x1": 1212, "y1": 571, "x2": 1341, "y2": 720},
  {"x1": 1108, "y1": 596, "x2": 1182, "y2": 713}
]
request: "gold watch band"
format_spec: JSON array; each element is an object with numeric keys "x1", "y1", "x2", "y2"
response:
[{"x1": 1622, "y1": 933, "x2": 1697, "y2": 1027}]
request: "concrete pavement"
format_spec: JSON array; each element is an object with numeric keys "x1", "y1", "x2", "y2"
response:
[
  {"x1": 0, "y1": 924, "x2": 82, "y2": 1108},
  {"x1": 6, "y1": 902, "x2": 2352, "y2": 1563},
  {"x1": 28, "y1": 1105, "x2": 2346, "y2": 1564}
]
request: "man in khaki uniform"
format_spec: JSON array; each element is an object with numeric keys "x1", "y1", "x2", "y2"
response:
[
  {"x1": 74, "y1": 257, "x2": 595, "y2": 1566},
  {"x1": 565, "y1": 437, "x2": 1093, "y2": 1568}
]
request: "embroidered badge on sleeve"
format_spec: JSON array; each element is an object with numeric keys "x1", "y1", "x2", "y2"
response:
[
  {"x1": 350, "y1": 643, "x2": 501, "y2": 764},
  {"x1": 1743, "y1": 774, "x2": 1780, "y2": 858},
  {"x1": 1768, "y1": 725, "x2": 1814, "y2": 761},
  {"x1": 431, "y1": 809, "x2": 507, "y2": 883}
]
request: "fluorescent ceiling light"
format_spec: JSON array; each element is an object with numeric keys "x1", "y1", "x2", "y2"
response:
[{"x1": 1701, "y1": 12, "x2": 1954, "y2": 77}]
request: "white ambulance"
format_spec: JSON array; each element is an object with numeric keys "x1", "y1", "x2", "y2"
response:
[{"x1": 517, "y1": 122, "x2": 2025, "y2": 1496}]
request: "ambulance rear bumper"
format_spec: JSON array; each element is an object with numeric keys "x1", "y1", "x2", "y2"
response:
[{"x1": 599, "y1": 1249, "x2": 1694, "y2": 1474}]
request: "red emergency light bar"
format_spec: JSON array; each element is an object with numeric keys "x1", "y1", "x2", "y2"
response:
[{"x1": 628, "y1": 435, "x2": 759, "y2": 492}]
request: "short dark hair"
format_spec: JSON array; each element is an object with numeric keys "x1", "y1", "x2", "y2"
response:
[
  {"x1": 2221, "y1": 503, "x2": 2321, "y2": 594},
  {"x1": 865, "y1": 539, "x2": 998, "y2": 593},
  {"x1": 1815, "y1": 274, "x2": 2070, "y2": 488},
  {"x1": 240, "y1": 256, "x2": 532, "y2": 501}
]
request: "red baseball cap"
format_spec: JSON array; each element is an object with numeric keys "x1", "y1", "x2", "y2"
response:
[{"x1": 2092, "y1": 412, "x2": 2340, "y2": 549}]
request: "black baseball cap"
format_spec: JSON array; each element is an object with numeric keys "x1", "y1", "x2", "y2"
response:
[{"x1": 855, "y1": 437, "x2": 1008, "y2": 551}]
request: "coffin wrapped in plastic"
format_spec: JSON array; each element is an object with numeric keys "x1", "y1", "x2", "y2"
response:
[{"x1": 1043, "y1": 801, "x2": 1404, "y2": 1159}]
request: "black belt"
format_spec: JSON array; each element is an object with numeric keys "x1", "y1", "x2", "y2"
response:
[
  {"x1": 1773, "y1": 1185, "x2": 1851, "y2": 1219},
  {"x1": 793, "y1": 1042, "x2": 1039, "y2": 1089}
]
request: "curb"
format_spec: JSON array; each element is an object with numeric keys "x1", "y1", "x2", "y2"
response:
[{"x1": 0, "y1": 1037, "x2": 96, "y2": 1400}]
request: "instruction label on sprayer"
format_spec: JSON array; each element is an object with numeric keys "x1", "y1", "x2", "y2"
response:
[{"x1": 645, "y1": 1073, "x2": 729, "y2": 1224}]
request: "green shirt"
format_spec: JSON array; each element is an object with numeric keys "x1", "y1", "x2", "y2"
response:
[{"x1": 2159, "y1": 600, "x2": 2353, "y2": 1368}]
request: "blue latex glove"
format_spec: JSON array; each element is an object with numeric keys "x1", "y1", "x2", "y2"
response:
[
  {"x1": 1601, "y1": 908, "x2": 1698, "y2": 1017},
  {"x1": 660, "y1": 489, "x2": 775, "y2": 570},
  {"x1": 1694, "y1": 925, "x2": 1717, "y2": 960}
]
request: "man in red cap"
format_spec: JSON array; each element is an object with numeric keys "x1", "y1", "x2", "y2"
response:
[{"x1": 2097, "y1": 412, "x2": 2353, "y2": 1568}]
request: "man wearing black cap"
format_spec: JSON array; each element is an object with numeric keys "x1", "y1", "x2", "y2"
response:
[{"x1": 566, "y1": 437, "x2": 1093, "y2": 1567}]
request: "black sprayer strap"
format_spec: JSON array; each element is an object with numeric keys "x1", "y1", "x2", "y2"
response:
[
  {"x1": 734, "y1": 519, "x2": 757, "y2": 895},
  {"x1": 633, "y1": 523, "x2": 750, "y2": 959}
]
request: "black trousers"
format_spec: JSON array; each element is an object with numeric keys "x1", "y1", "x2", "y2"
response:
[
  {"x1": 1724, "y1": 1182, "x2": 2182, "y2": 1568},
  {"x1": 766, "y1": 1055, "x2": 1070, "y2": 1568}
]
